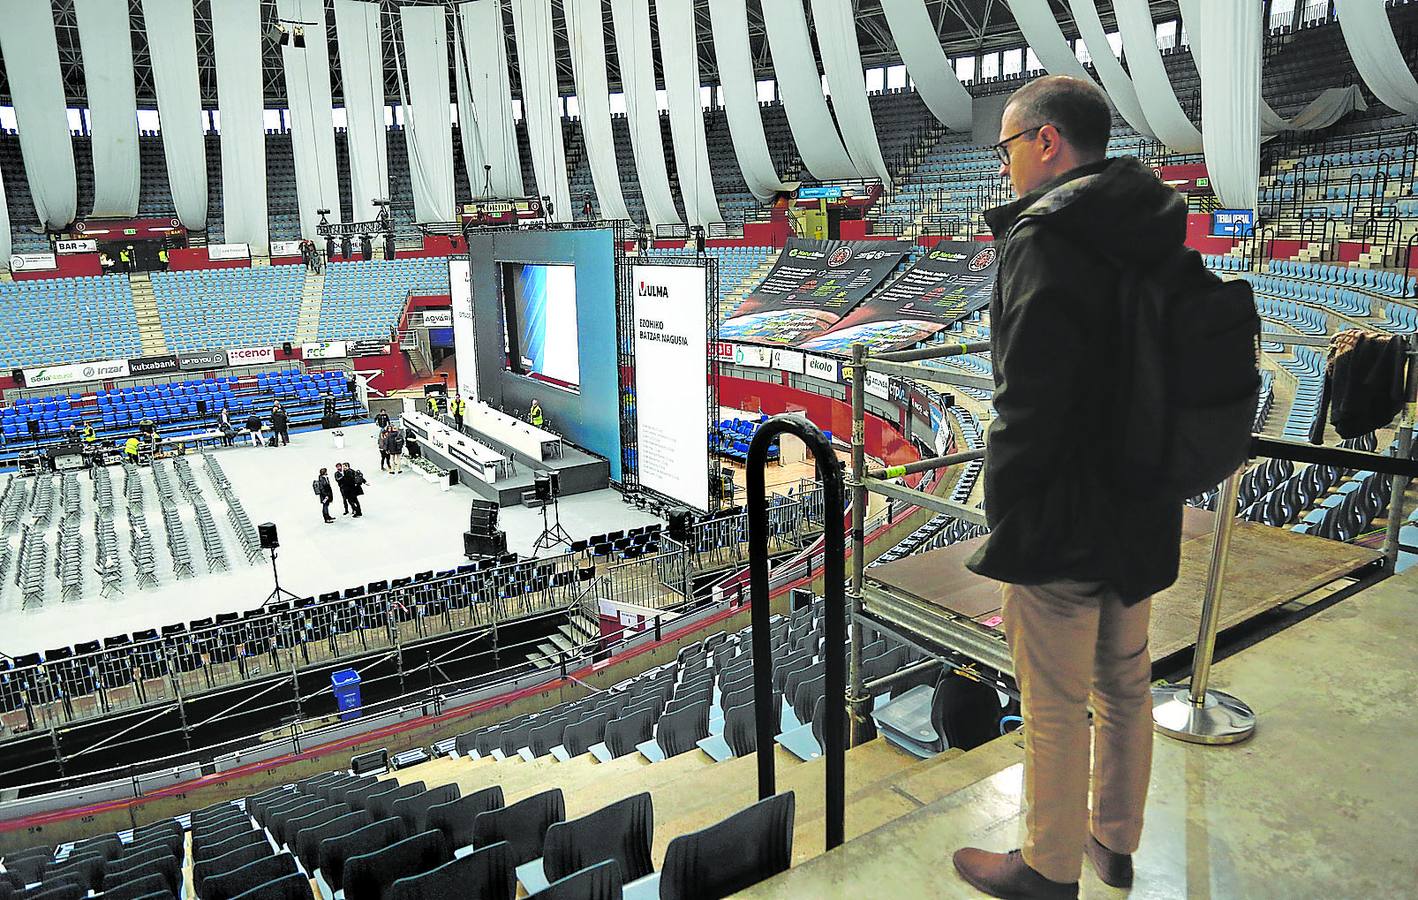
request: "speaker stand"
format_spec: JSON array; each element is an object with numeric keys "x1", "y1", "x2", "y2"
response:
[
  {"x1": 531, "y1": 495, "x2": 573, "y2": 555},
  {"x1": 262, "y1": 547, "x2": 302, "y2": 607}
]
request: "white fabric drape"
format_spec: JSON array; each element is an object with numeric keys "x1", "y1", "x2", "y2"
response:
[
  {"x1": 1195, "y1": 0, "x2": 1260, "y2": 211},
  {"x1": 564, "y1": 0, "x2": 630, "y2": 220},
  {"x1": 1335, "y1": 0, "x2": 1418, "y2": 117},
  {"x1": 334, "y1": 0, "x2": 390, "y2": 223},
  {"x1": 142, "y1": 0, "x2": 208, "y2": 230},
  {"x1": 1008, "y1": 0, "x2": 1094, "y2": 82},
  {"x1": 657, "y1": 0, "x2": 722, "y2": 225},
  {"x1": 0, "y1": 1, "x2": 77, "y2": 230},
  {"x1": 459, "y1": 1, "x2": 524, "y2": 198},
  {"x1": 1111, "y1": 0, "x2": 1201, "y2": 152},
  {"x1": 707, "y1": 0, "x2": 790, "y2": 201},
  {"x1": 278, "y1": 0, "x2": 343, "y2": 235},
  {"x1": 1066, "y1": 0, "x2": 1154, "y2": 138},
  {"x1": 610, "y1": 0, "x2": 680, "y2": 224},
  {"x1": 511, "y1": 0, "x2": 572, "y2": 220},
  {"x1": 210, "y1": 0, "x2": 268, "y2": 252},
  {"x1": 397, "y1": 7, "x2": 455, "y2": 223},
  {"x1": 452, "y1": 17, "x2": 487, "y2": 197},
  {"x1": 878, "y1": 0, "x2": 972, "y2": 131},
  {"x1": 74, "y1": 0, "x2": 139, "y2": 218},
  {"x1": 1180, "y1": 0, "x2": 1365, "y2": 135},
  {"x1": 760, "y1": 0, "x2": 858, "y2": 180},
  {"x1": 809, "y1": 0, "x2": 891, "y2": 186},
  {"x1": 0, "y1": 162, "x2": 10, "y2": 265}
]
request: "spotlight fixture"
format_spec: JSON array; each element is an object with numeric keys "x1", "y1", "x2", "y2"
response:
[{"x1": 292, "y1": 26, "x2": 306, "y2": 49}]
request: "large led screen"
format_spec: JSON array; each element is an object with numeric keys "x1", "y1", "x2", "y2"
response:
[{"x1": 501, "y1": 262, "x2": 581, "y2": 392}]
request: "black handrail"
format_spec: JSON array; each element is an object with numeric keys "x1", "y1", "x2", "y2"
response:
[
  {"x1": 1252, "y1": 434, "x2": 1418, "y2": 478},
  {"x1": 746, "y1": 413, "x2": 847, "y2": 851}
]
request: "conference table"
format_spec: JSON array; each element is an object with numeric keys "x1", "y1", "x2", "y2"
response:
[
  {"x1": 404, "y1": 411, "x2": 510, "y2": 482},
  {"x1": 463, "y1": 402, "x2": 563, "y2": 461}
]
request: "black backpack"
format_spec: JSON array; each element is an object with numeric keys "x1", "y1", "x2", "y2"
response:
[
  {"x1": 312, "y1": 478, "x2": 324, "y2": 497},
  {"x1": 1112, "y1": 248, "x2": 1261, "y2": 498}
]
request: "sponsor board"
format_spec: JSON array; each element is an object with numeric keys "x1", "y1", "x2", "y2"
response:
[
  {"x1": 127, "y1": 354, "x2": 180, "y2": 376},
  {"x1": 804, "y1": 354, "x2": 841, "y2": 383},
  {"x1": 772, "y1": 348, "x2": 805, "y2": 374},
  {"x1": 303, "y1": 341, "x2": 350, "y2": 360},
  {"x1": 731, "y1": 345, "x2": 773, "y2": 368},
  {"x1": 10, "y1": 253, "x2": 58, "y2": 271},
  {"x1": 227, "y1": 346, "x2": 276, "y2": 366},
  {"x1": 178, "y1": 349, "x2": 230, "y2": 370},
  {"x1": 206, "y1": 243, "x2": 251, "y2": 261},
  {"x1": 56, "y1": 239, "x2": 98, "y2": 254},
  {"x1": 269, "y1": 240, "x2": 303, "y2": 258},
  {"x1": 422, "y1": 309, "x2": 453, "y2": 328},
  {"x1": 22, "y1": 357, "x2": 131, "y2": 388}
]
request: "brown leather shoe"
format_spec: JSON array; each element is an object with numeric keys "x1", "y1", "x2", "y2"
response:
[
  {"x1": 1086, "y1": 835, "x2": 1134, "y2": 888},
  {"x1": 952, "y1": 848, "x2": 1079, "y2": 899}
]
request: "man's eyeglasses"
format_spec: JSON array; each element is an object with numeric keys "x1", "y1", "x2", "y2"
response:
[{"x1": 992, "y1": 124, "x2": 1049, "y2": 165}]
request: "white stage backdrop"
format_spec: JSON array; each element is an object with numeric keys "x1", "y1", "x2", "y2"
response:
[
  {"x1": 658, "y1": 0, "x2": 722, "y2": 226},
  {"x1": 1066, "y1": 0, "x2": 1154, "y2": 138},
  {"x1": 511, "y1": 0, "x2": 573, "y2": 221},
  {"x1": 809, "y1": 0, "x2": 892, "y2": 187},
  {"x1": 398, "y1": 6, "x2": 456, "y2": 223},
  {"x1": 564, "y1": 0, "x2": 630, "y2": 220},
  {"x1": 1112, "y1": 0, "x2": 1202, "y2": 152},
  {"x1": 211, "y1": 0, "x2": 268, "y2": 252},
  {"x1": 760, "y1": 0, "x2": 859, "y2": 180},
  {"x1": 879, "y1": 0, "x2": 973, "y2": 132},
  {"x1": 707, "y1": 0, "x2": 791, "y2": 201},
  {"x1": 334, "y1": 0, "x2": 390, "y2": 224},
  {"x1": 278, "y1": 0, "x2": 344, "y2": 234},
  {"x1": 0, "y1": 2, "x2": 77, "y2": 230},
  {"x1": 459, "y1": 0, "x2": 525, "y2": 198},
  {"x1": 611, "y1": 0, "x2": 681, "y2": 225},
  {"x1": 1336, "y1": 0, "x2": 1418, "y2": 118},
  {"x1": 74, "y1": 0, "x2": 139, "y2": 218},
  {"x1": 143, "y1": 0, "x2": 208, "y2": 230},
  {"x1": 450, "y1": 258, "x2": 479, "y2": 402},
  {"x1": 632, "y1": 264, "x2": 711, "y2": 512}
]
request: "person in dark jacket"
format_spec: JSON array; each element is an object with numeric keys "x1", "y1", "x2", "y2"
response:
[
  {"x1": 374, "y1": 409, "x2": 391, "y2": 431},
  {"x1": 953, "y1": 76, "x2": 1186, "y2": 900},
  {"x1": 314, "y1": 467, "x2": 335, "y2": 523},
  {"x1": 334, "y1": 461, "x2": 365, "y2": 518},
  {"x1": 377, "y1": 426, "x2": 391, "y2": 472},
  {"x1": 270, "y1": 402, "x2": 290, "y2": 446},
  {"x1": 244, "y1": 413, "x2": 263, "y2": 448}
]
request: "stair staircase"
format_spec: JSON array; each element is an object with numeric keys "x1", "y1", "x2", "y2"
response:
[
  {"x1": 293, "y1": 270, "x2": 325, "y2": 343},
  {"x1": 721, "y1": 253, "x2": 779, "y2": 319},
  {"x1": 129, "y1": 273, "x2": 168, "y2": 357}
]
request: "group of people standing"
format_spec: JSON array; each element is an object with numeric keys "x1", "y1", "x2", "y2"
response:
[
  {"x1": 425, "y1": 393, "x2": 468, "y2": 430},
  {"x1": 216, "y1": 403, "x2": 289, "y2": 448},
  {"x1": 312, "y1": 462, "x2": 366, "y2": 523}
]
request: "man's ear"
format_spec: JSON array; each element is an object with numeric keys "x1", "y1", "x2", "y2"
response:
[{"x1": 1038, "y1": 124, "x2": 1063, "y2": 161}]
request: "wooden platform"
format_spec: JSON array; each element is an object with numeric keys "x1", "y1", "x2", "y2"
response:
[{"x1": 863, "y1": 508, "x2": 1382, "y2": 672}]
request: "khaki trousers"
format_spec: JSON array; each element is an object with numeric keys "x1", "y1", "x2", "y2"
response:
[{"x1": 1002, "y1": 580, "x2": 1154, "y2": 884}]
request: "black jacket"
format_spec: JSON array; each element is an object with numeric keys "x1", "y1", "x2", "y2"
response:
[
  {"x1": 335, "y1": 469, "x2": 365, "y2": 497},
  {"x1": 271, "y1": 408, "x2": 289, "y2": 429},
  {"x1": 316, "y1": 475, "x2": 334, "y2": 502},
  {"x1": 965, "y1": 157, "x2": 1187, "y2": 603},
  {"x1": 375, "y1": 412, "x2": 391, "y2": 429}
]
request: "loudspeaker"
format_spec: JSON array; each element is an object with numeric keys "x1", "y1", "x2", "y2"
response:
[
  {"x1": 26, "y1": 420, "x2": 39, "y2": 438},
  {"x1": 791, "y1": 588, "x2": 814, "y2": 612},
  {"x1": 196, "y1": 399, "x2": 208, "y2": 416},
  {"x1": 12, "y1": 369, "x2": 23, "y2": 386},
  {"x1": 668, "y1": 507, "x2": 694, "y2": 543},
  {"x1": 258, "y1": 522, "x2": 279, "y2": 550},
  {"x1": 534, "y1": 473, "x2": 552, "y2": 501},
  {"x1": 464, "y1": 529, "x2": 508, "y2": 558},
  {"x1": 282, "y1": 342, "x2": 293, "y2": 356},
  {"x1": 469, "y1": 501, "x2": 499, "y2": 533}
]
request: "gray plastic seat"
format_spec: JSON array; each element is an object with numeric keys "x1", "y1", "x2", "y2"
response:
[
  {"x1": 426, "y1": 786, "x2": 505, "y2": 852},
  {"x1": 203, "y1": 853, "x2": 299, "y2": 900},
  {"x1": 318, "y1": 817, "x2": 408, "y2": 892},
  {"x1": 656, "y1": 700, "x2": 711, "y2": 759},
  {"x1": 528, "y1": 717, "x2": 569, "y2": 758},
  {"x1": 562, "y1": 712, "x2": 611, "y2": 758},
  {"x1": 604, "y1": 709, "x2": 654, "y2": 760},
  {"x1": 658, "y1": 793, "x2": 795, "y2": 900},
  {"x1": 194, "y1": 843, "x2": 272, "y2": 898},
  {"x1": 368, "y1": 781, "x2": 426, "y2": 821},
  {"x1": 543, "y1": 793, "x2": 654, "y2": 886},
  {"x1": 471, "y1": 789, "x2": 565, "y2": 866},
  {"x1": 387, "y1": 841, "x2": 516, "y2": 900},
  {"x1": 278, "y1": 804, "x2": 349, "y2": 850},
  {"x1": 343, "y1": 831, "x2": 452, "y2": 900},
  {"x1": 536, "y1": 859, "x2": 622, "y2": 900},
  {"x1": 228, "y1": 871, "x2": 314, "y2": 900},
  {"x1": 294, "y1": 810, "x2": 373, "y2": 874},
  {"x1": 722, "y1": 695, "x2": 782, "y2": 759},
  {"x1": 195, "y1": 828, "x2": 267, "y2": 864},
  {"x1": 100, "y1": 873, "x2": 172, "y2": 900},
  {"x1": 392, "y1": 784, "x2": 461, "y2": 833}
]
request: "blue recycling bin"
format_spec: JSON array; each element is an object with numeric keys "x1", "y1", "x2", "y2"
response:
[{"x1": 332, "y1": 669, "x2": 362, "y2": 721}]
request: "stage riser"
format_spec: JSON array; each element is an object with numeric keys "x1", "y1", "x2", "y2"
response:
[{"x1": 423, "y1": 443, "x2": 610, "y2": 508}]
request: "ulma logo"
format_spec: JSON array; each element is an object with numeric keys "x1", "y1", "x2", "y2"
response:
[
  {"x1": 637, "y1": 281, "x2": 669, "y2": 298},
  {"x1": 968, "y1": 247, "x2": 997, "y2": 271},
  {"x1": 827, "y1": 247, "x2": 852, "y2": 266}
]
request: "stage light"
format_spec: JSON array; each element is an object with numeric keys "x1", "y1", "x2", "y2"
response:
[{"x1": 292, "y1": 27, "x2": 306, "y2": 49}]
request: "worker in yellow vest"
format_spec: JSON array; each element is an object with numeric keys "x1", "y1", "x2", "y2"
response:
[
  {"x1": 427, "y1": 395, "x2": 441, "y2": 417},
  {"x1": 529, "y1": 398, "x2": 544, "y2": 428},
  {"x1": 123, "y1": 435, "x2": 141, "y2": 464},
  {"x1": 158, "y1": 247, "x2": 169, "y2": 270},
  {"x1": 82, "y1": 422, "x2": 96, "y2": 444},
  {"x1": 451, "y1": 394, "x2": 467, "y2": 431}
]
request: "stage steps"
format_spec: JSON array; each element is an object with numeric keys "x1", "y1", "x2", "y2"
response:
[
  {"x1": 130, "y1": 273, "x2": 167, "y2": 357},
  {"x1": 294, "y1": 270, "x2": 325, "y2": 343}
]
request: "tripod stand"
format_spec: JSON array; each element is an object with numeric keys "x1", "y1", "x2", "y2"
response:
[
  {"x1": 532, "y1": 480, "x2": 573, "y2": 554},
  {"x1": 263, "y1": 547, "x2": 301, "y2": 606}
]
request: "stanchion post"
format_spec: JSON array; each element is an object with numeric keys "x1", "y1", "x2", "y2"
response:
[
  {"x1": 1151, "y1": 468, "x2": 1256, "y2": 744},
  {"x1": 1381, "y1": 346, "x2": 1418, "y2": 573},
  {"x1": 847, "y1": 345, "x2": 869, "y2": 746}
]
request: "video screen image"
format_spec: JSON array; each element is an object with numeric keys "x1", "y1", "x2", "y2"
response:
[{"x1": 501, "y1": 262, "x2": 581, "y2": 392}]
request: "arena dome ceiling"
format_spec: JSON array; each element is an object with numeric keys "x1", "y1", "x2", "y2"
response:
[{"x1": 0, "y1": 0, "x2": 1180, "y2": 109}]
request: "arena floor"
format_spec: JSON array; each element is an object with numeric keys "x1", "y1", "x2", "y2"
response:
[{"x1": 0, "y1": 423, "x2": 660, "y2": 654}]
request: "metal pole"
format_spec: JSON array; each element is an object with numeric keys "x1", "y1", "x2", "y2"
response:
[
  {"x1": 866, "y1": 447, "x2": 987, "y2": 480},
  {"x1": 1381, "y1": 349, "x2": 1418, "y2": 573},
  {"x1": 847, "y1": 346, "x2": 869, "y2": 747},
  {"x1": 1151, "y1": 468, "x2": 1256, "y2": 744}
]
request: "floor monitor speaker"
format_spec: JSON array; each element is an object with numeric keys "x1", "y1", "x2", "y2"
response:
[{"x1": 668, "y1": 507, "x2": 694, "y2": 544}]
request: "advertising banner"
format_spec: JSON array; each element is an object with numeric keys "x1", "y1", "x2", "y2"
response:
[
  {"x1": 227, "y1": 346, "x2": 276, "y2": 366},
  {"x1": 631, "y1": 264, "x2": 711, "y2": 511},
  {"x1": 799, "y1": 242, "x2": 998, "y2": 354},
  {"x1": 719, "y1": 238, "x2": 910, "y2": 346},
  {"x1": 9, "y1": 253, "x2": 58, "y2": 272},
  {"x1": 302, "y1": 341, "x2": 350, "y2": 360},
  {"x1": 178, "y1": 349, "x2": 229, "y2": 370},
  {"x1": 729, "y1": 344, "x2": 773, "y2": 368},
  {"x1": 804, "y1": 353, "x2": 841, "y2": 383},
  {"x1": 772, "y1": 348, "x2": 805, "y2": 374},
  {"x1": 449, "y1": 259, "x2": 479, "y2": 401},
  {"x1": 422, "y1": 309, "x2": 453, "y2": 328},
  {"x1": 23, "y1": 357, "x2": 131, "y2": 388},
  {"x1": 206, "y1": 243, "x2": 252, "y2": 261},
  {"x1": 56, "y1": 239, "x2": 98, "y2": 254},
  {"x1": 127, "y1": 354, "x2": 181, "y2": 376},
  {"x1": 269, "y1": 240, "x2": 303, "y2": 258}
]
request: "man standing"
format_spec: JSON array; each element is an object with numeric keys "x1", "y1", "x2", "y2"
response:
[
  {"x1": 951, "y1": 76, "x2": 1187, "y2": 899},
  {"x1": 314, "y1": 467, "x2": 335, "y2": 523},
  {"x1": 451, "y1": 393, "x2": 466, "y2": 431},
  {"x1": 377, "y1": 426, "x2": 392, "y2": 472},
  {"x1": 387, "y1": 427, "x2": 406, "y2": 474},
  {"x1": 335, "y1": 461, "x2": 365, "y2": 518},
  {"x1": 528, "y1": 398, "x2": 544, "y2": 428},
  {"x1": 270, "y1": 402, "x2": 290, "y2": 446},
  {"x1": 374, "y1": 409, "x2": 391, "y2": 432},
  {"x1": 427, "y1": 394, "x2": 441, "y2": 418},
  {"x1": 244, "y1": 411, "x2": 264, "y2": 448}
]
